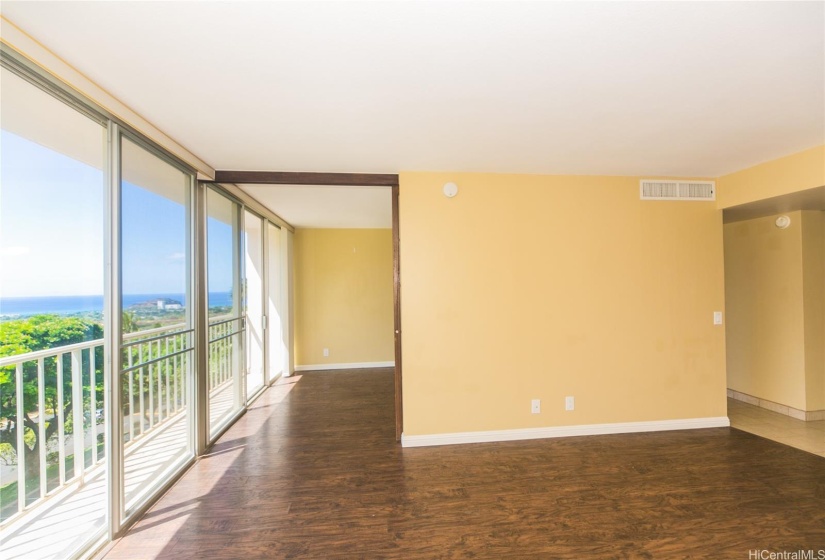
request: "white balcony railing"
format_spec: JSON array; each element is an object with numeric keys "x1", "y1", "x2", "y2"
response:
[
  {"x1": 207, "y1": 316, "x2": 238, "y2": 390},
  {"x1": 121, "y1": 323, "x2": 192, "y2": 446},
  {"x1": 0, "y1": 336, "x2": 105, "y2": 525},
  {"x1": 0, "y1": 314, "x2": 240, "y2": 560},
  {"x1": 0, "y1": 321, "x2": 196, "y2": 526}
]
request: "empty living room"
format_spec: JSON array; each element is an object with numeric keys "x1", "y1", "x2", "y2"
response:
[{"x1": 0, "y1": 2, "x2": 823, "y2": 559}]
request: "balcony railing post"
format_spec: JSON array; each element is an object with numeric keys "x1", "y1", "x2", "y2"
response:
[
  {"x1": 148, "y1": 342, "x2": 154, "y2": 429},
  {"x1": 210, "y1": 328, "x2": 214, "y2": 390},
  {"x1": 16, "y1": 363, "x2": 26, "y2": 513},
  {"x1": 173, "y1": 336, "x2": 179, "y2": 413},
  {"x1": 224, "y1": 329, "x2": 229, "y2": 396},
  {"x1": 37, "y1": 358, "x2": 47, "y2": 498},
  {"x1": 89, "y1": 348, "x2": 97, "y2": 465},
  {"x1": 165, "y1": 338, "x2": 171, "y2": 420},
  {"x1": 181, "y1": 340, "x2": 186, "y2": 409},
  {"x1": 56, "y1": 355, "x2": 66, "y2": 485},
  {"x1": 223, "y1": 322, "x2": 229, "y2": 384},
  {"x1": 128, "y1": 350, "x2": 134, "y2": 442},
  {"x1": 156, "y1": 340, "x2": 162, "y2": 422},
  {"x1": 138, "y1": 346, "x2": 144, "y2": 436},
  {"x1": 71, "y1": 349, "x2": 84, "y2": 482}
]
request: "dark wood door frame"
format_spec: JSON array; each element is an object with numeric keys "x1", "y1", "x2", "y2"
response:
[
  {"x1": 214, "y1": 170, "x2": 399, "y2": 187},
  {"x1": 391, "y1": 185, "x2": 402, "y2": 441},
  {"x1": 226, "y1": 171, "x2": 403, "y2": 441}
]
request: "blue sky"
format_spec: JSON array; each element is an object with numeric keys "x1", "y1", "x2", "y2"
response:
[
  {"x1": 1, "y1": 130, "x2": 104, "y2": 297},
  {"x1": 207, "y1": 210, "x2": 234, "y2": 294},
  {"x1": 1, "y1": 130, "x2": 233, "y2": 298},
  {"x1": 121, "y1": 181, "x2": 188, "y2": 295}
]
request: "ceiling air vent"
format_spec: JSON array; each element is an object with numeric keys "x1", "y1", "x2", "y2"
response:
[{"x1": 640, "y1": 180, "x2": 715, "y2": 201}]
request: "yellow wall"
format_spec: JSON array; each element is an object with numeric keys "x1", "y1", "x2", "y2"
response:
[
  {"x1": 717, "y1": 145, "x2": 825, "y2": 209},
  {"x1": 399, "y1": 172, "x2": 727, "y2": 436},
  {"x1": 294, "y1": 228, "x2": 394, "y2": 366},
  {"x1": 801, "y1": 211, "x2": 825, "y2": 411},
  {"x1": 724, "y1": 212, "x2": 808, "y2": 410}
]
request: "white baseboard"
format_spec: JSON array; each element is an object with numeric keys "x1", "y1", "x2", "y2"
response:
[
  {"x1": 294, "y1": 361, "x2": 395, "y2": 372},
  {"x1": 727, "y1": 388, "x2": 825, "y2": 421},
  {"x1": 401, "y1": 416, "x2": 731, "y2": 448}
]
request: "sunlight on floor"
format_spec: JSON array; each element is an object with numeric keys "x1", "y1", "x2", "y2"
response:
[
  {"x1": 102, "y1": 378, "x2": 300, "y2": 559},
  {"x1": 269, "y1": 375, "x2": 301, "y2": 404}
]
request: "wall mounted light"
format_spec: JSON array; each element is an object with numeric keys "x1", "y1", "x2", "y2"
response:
[
  {"x1": 775, "y1": 215, "x2": 791, "y2": 229},
  {"x1": 443, "y1": 182, "x2": 458, "y2": 198}
]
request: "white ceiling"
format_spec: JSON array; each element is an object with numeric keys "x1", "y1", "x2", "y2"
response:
[
  {"x1": 2, "y1": 1, "x2": 824, "y2": 226},
  {"x1": 240, "y1": 184, "x2": 391, "y2": 228}
]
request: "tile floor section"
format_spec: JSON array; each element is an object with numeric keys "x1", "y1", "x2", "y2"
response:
[{"x1": 728, "y1": 397, "x2": 825, "y2": 458}]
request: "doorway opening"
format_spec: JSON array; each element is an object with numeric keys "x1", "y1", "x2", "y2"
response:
[
  {"x1": 722, "y1": 189, "x2": 825, "y2": 458},
  {"x1": 214, "y1": 173, "x2": 403, "y2": 440}
]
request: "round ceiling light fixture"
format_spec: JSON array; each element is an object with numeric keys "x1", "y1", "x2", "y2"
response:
[{"x1": 775, "y1": 215, "x2": 791, "y2": 229}]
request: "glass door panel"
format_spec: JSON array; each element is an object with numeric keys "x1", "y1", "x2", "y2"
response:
[
  {"x1": 0, "y1": 66, "x2": 107, "y2": 559},
  {"x1": 243, "y1": 211, "x2": 265, "y2": 397},
  {"x1": 266, "y1": 222, "x2": 284, "y2": 380},
  {"x1": 206, "y1": 188, "x2": 243, "y2": 438},
  {"x1": 120, "y1": 136, "x2": 193, "y2": 516}
]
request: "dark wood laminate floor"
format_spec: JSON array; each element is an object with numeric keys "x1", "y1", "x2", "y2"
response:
[{"x1": 103, "y1": 369, "x2": 825, "y2": 559}]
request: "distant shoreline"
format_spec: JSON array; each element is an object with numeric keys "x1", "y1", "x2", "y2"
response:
[{"x1": 0, "y1": 292, "x2": 233, "y2": 319}]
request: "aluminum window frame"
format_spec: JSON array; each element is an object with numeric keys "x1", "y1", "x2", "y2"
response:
[{"x1": 0, "y1": 43, "x2": 211, "y2": 555}]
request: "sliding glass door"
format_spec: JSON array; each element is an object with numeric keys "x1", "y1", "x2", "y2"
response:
[
  {"x1": 1, "y1": 47, "x2": 292, "y2": 560},
  {"x1": 266, "y1": 222, "x2": 285, "y2": 381},
  {"x1": 244, "y1": 211, "x2": 265, "y2": 397},
  {"x1": 0, "y1": 64, "x2": 107, "y2": 559},
  {"x1": 119, "y1": 135, "x2": 194, "y2": 518},
  {"x1": 206, "y1": 188, "x2": 244, "y2": 438}
]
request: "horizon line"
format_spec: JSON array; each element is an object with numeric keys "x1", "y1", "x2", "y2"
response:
[{"x1": 1, "y1": 291, "x2": 233, "y2": 299}]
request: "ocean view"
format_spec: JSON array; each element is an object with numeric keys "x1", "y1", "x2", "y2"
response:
[{"x1": 0, "y1": 292, "x2": 234, "y2": 317}]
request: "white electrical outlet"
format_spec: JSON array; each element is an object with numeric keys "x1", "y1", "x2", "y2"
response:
[
  {"x1": 323, "y1": 348, "x2": 329, "y2": 357},
  {"x1": 531, "y1": 399, "x2": 541, "y2": 414},
  {"x1": 713, "y1": 311, "x2": 723, "y2": 325},
  {"x1": 565, "y1": 396, "x2": 575, "y2": 411}
]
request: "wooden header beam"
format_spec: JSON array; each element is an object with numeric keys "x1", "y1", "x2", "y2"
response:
[{"x1": 214, "y1": 170, "x2": 399, "y2": 187}]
